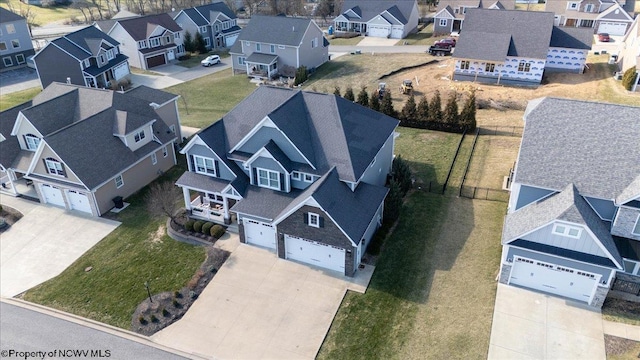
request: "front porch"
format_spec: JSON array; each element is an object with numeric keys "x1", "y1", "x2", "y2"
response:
[
  {"x1": 1, "y1": 173, "x2": 38, "y2": 200},
  {"x1": 335, "y1": 21, "x2": 367, "y2": 34},
  {"x1": 245, "y1": 53, "x2": 278, "y2": 79},
  {"x1": 186, "y1": 193, "x2": 239, "y2": 233}
]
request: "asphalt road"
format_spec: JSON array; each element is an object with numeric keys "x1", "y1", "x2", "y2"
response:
[
  {"x1": 329, "y1": 45, "x2": 429, "y2": 54},
  {"x1": 0, "y1": 302, "x2": 188, "y2": 360}
]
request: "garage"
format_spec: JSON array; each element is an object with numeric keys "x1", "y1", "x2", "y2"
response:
[
  {"x1": 368, "y1": 25, "x2": 389, "y2": 38},
  {"x1": 284, "y1": 235, "x2": 345, "y2": 273},
  {"x1": 67, "y1": 190, "x2": 92, "y2": 214},
  {"x1": 146, "y1": 54, "x2": 166, "y2": 69},
  {"x1": 40, "y1": 184, "x2": 65, "y2": 208},
  {"x1": 226, "y1": 34, "x2": 238, "y2": 47},
  {"x1": 243, "y1": 219, "x2": 276, "y2": 249},
  {"x1": 391, "y1": 27, "x2": 404, "y2": 39},
  {"x1": 508, "y1": 256, "x2": 600, "y2": 303},
  {"x1": 597, "y1": 22, "x2": 628, "y2": 36}
]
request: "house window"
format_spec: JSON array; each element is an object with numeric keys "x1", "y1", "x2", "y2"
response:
[
  {"x1": 567, "y1": 2, "x2": 579, "y2": 10},
  {"x1": 308, "y1": 212, "x2": 320, "y2": 228},
  {"x1": 205, "y1": 37, "x2": 211, "y2": 47},
  {"x1": 194, "y1": 155, "x2": 216, "y2": 175},
  {"x1": 311, "y1": 37, "x2": 318, "y2": 48},
  {"x1": 257, "y1": 168, "x2": 280, "y2": 190},
  {"x1": 304, "y1": 174, "x2": 313, "y2": 183},
  {"x1": 45, "y1": 158, "x2": 65, "y2": 176},
  {"x1": 633, "y1": 215, "x2": 640, "y2": 235},
  {"x1": 177, "y1": 44, "x2": 185, "y2": 53},
  {"x1": 291, "y1": 171, "x2": 301, "y2": 180},
  {"x1": 3, "y1": 57, "x2": 12, "y2": 67},
  {"x1": 174, "y1": 32, "x2": 180, "y2": 39},
  {"x1": 585, "y1": 4, "x2": 594, "y2": 12},
  {"x1": 11, "y1": 40, "x2": 19, "y2": 49},
  {"x1": 553, "y1": 223, "x2": 582, "y2": 239},
  {"x1": 99, "y1": 54, "x2": 106, "y2": 64},
  {"x1": 137, "y1": 40, "x2": 147, "y2": 49},
  {"x1": 245, "y1": 41, "x2": 250, "y2": 47},
  {"x1": 149, "y1": 38, "x2": 161, "y2": 47},
  {"x1": 439, "y1": 19, "x2": 447, "y2": 27},
  {"x1": 215, "y1": 24, "x2": 220, "y2": 32},
  {"x1": 84, "y1": 59, "x2": 90, "y2": 68},
  {"x1": 134, "y1": 130, "x2": 145, "y2": 142},
  {"x1": 162, "y1": 146, "x2": 168, "y2": 157},
  {"x1": 151, "y1": 153, "x2": 157, "y2": 165},
  {"x1": 579, "y1": 19, "x2": 594, "y2": 27},
  {"x1": 270, "y1": 44, "x2": 275, "y2": 53},
  {"x1": 6, "y1": 24, "x2": 15, "y2": 34},
  {"x1": 169, "y1": 124, "x2": 176, "y2": 133},
  {"x1": 25, "y1": 134, "x2": 40, "y2": 150},
  {"x1": 223, "y1": 21, "x2": 230, "y2": 30},
  {"x1": 460, "y1": 60, "x2": 470, "y2": 70},
  {"x1": 256, "y1": 43, "x2": 261, "y2": 51},
  {"x1": 16, "y1": 54, "x2": 25, "y2": 64},
  {"x1": 238, "y1": 56, "x2": 245, "y2": 65},
  {"x1": 200, "y1": 26, "x2": 207, "y2": 33},
  {"x1": 0, "y1": 42, "x2": 6, "y2": 51},
  {"x1": 165, "y1": 35, "x2": 171, "y2": 44},
  {"x1": 517, "y1": 62, "x2": 531, "y2": 72},
  {"x1": 115, "y1": 174, "x2": 124, "y2": 188},
  {"x1": 485, "y1": 63, "x2": 495, "y2": 72}
]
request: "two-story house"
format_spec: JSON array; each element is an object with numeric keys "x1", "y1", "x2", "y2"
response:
[
  {"x1": 176, "y1": 86, "x2": 399, "y2": 276},
  {"x1": 230, "y1": 16, "x2": 328, "y2": 79},
  {"x1": 0, "y1": 8, "x2": 35, "y2": 72},
  {"x1": 545, "y1": 0, "x2": 634, "y2": 36},
  {"x1": 0, "y1": 83, "x2": 182, "y2": 216},
  {"x1": 618, "y1": 16, "x2": 639, "y2": 91},
  {"x1": 433, "y1": 0, "x2": 515, "y2": 35},
  {"x1": 333, "y1": 0, "x2": 419, "y2": 39},
  {"x1": 499, "y1": 97, "x2": 640, "y2": 308},
  {"x1": 101, "y1": 13, "x2": 184, "y2": 70},
  {"x1": 33, "y1": 25, "x2": 130, "y2": 89},
  {"x1": 173, "y1": 2, "x2": 241, "y2": 50},
  {"x1": 452, "y1": 9, "x2": 593, "y2": 86}
]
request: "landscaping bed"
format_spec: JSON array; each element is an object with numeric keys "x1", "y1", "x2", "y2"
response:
[
  {"x1": 602, "y1": 297, "x2": 640, "y2": 326},
  {"x1": 604, "y1": 335, "x2": 640, "y2": 360},
  {"x1": 0, "y1": 204, "x2": 22, "y2": 232}
]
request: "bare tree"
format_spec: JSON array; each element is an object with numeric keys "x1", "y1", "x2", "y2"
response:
[
  {"x1": 243, "y1": 0, "x2": 262, "y2": 16},
  {"x1": 71, "y1": 0, "x2": 91, "y2": 23},
  {"x1": 145, "y1": 181, "x2": 183, "y2": 222},
  {"x1": 89, "y1": 0, "x2": 106, "y2": 20},
  {"x1": 6, "y1": 3, "x2": 37, "y2": 35}
]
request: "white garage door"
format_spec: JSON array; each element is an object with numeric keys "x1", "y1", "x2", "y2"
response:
[
  {"x1": 391, "y1": 27, "x2": 404, "y2": 39},
  {"x1": 509, "y1": 256, "x2": 600, "y2": 303},
  {"x1": 244, "y1": 219, "x2": 276, "y2": 249},
  {"x1": 368, "y1": 26, "x2": 389, "y2": 38},
  {"x1": 285, "y1": 235, "x2": 345, "y2": 273},
  {"x1": 598, "y1": 22, "x2": 628, "y2": 36},
  {"x1": 113, "y1": 62, "x2": 129, "y2": 80},
  {"x1": 226, "y1": 34, "x2": 238, "y2": 47},
  {"x1": 41, "y1": 184, "x2": 65, "y2": 208},
  {"x1": 67, "y1": 190, "x2": 92, "y2": 214}
]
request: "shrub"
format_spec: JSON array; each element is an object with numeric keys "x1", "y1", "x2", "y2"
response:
[
  {"x1": 429, "y1": 90, "x2": 443, "y2": 123},
  {"x1": 162, "y1": 308, "x2": 170, "y2": 317},
  {"x1": 193, "y1": 220, "x2": 205, "y2": 233},
  {"x1": 194, "y1": 32, "x2": 207, "y2": 54},
  {"x1": 391, "y1": 156, "x2": 413, "y2": 196},
  {"x1": 184, "y1": 31, "x2": 194, "y2": 53},
  {"x1": 344, "y1": 86, "x2": 355, "y2": 101},
  {"x1": 210, "y1": 224, "x2": 226, "y2": 239},
  {"x1": 383, "y1": 180, "x2": 403, "y2": 225},
  {"x1": 172, "y1": 299, "x2": 181, "y2": 308},
  {"x1": 188, "y1": 269, "x2": 205, "y2": 289},
  {"x1": 370, "y1": 90, "x2": 380, "y2": 111},
  {"x1": 150, "y1": 314, "x2": 158, "y2": 323},
  {"x1": 400, "y1": 93, "x2": 417, "y2": 125},
  {"x1": 459, "y1": 91, "x2": 477, "y2": 131},
  {"x1": 622, "y1": 67, "x2": 637, "y2": 91},
  {"x1": 184, "y1": 220, "x2": 195, "y2": 232},
  {"x1": 443, "y1": 92, "x2": 459, "y2": 125},
  {"x1": 380, "y1": 90, "x2": 397, "y2": 118},
  {"x1": 356, "y1": 86, "x2": 369, "y2": 107},
  {"x1": 189, "y1": 290, "x2": 198, "y2": 300},
  {"x1": 201, "y1": 222, "x2": 214, "y2": 235},
  {"x1": 138, "y1": 316, "x2": 147, "y2": 324},
  {"x1": 294, "y1": 66, "x2": 308, "y2": 86},
  {"x1": 178, "y1": 54, "x2": 191, "y2": 61},
  {"x1": 333, "y1": 86, "x2": 341, "y2": 97},
  {"x1": 173, "y1": 290, "x2": 182, "y2": 298}
]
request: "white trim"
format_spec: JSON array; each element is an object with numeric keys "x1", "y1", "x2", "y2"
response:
[
  {"x1": 434, "y1": 7, "x2": 455, "y2": 19},
  {"x1": 632, "y1": 214, "x2": 640, "y2": 236},
  {"x1": 244, "y1": 147, "x2": 288, "y2": 174},
  {"x1": 180, "y1": 135, "x2": 236, "y2": 177},
  {"x1": 151, "y1": 152, "x2": 157, "y2": 165},
  {"x1": 25, "y1": 141, "x2": 88, "y2": 190},
  {"x1": 193, "y1": 155, "x2": 217, "y2": 176},
  {"x1": 115, "y1": 174, "x2": 124, "y2": 188},
  {"x1": 506, "y1": 245, "x2": 615, "y2": 273},
  {"x1": 307, "y1": 212, "x2": 320, "y2": 228},
  {"x1": 256, "y1": 167, "x2": 280, "y2": 190},
  {"x1": 552, "y1": 223, "x2": 582, "y2": 239}
]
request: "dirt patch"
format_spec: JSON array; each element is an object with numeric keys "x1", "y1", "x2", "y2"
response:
[
  {"x1": 602, "y1": 297, "x2": 640, "y2": 326},
  {"x1": 604, "y1": 335, "x2": 640, "y2": 358},
  {"x1": 149, "y1": 225, "x2": 165, "y2": 244},
  {"x1": 131, "y1": 246, "x2": 230, "y2": 336},
  {"x1": 0, "y1": 205, "x2": 23, "y2": 233}
]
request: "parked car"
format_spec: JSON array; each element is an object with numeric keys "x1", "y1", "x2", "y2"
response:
[
  {"x1": 598, "y1": 33, "x2": 610, "y2": 42},
  {"x1": 434, "y1": 37, "x2": 456, "y2": 49},
  {"x1": 201, "y1": 55, "x2": 221, "y2": 67}
]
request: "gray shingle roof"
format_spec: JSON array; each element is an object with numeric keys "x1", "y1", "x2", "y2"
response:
[
  {"x1": 231, "y1": 186, "x2": 303, "y2": 220},
  {"x1": 340, "y1": 0, "x2": 416, "y2": 25},
  {"x1": 126, "y1": 85, "x2": 179, "y2": 105},
  {"x1": 182, "y1": 8, "x2": 208, "y2": 26},
  {"x1": 436, "y1": 0, "x2": 516, "y2": 13},
  {"x1": 245, "y1": 52, "x2": 278, "y2": 64},
  {"x1": 51, "y1": 38, "x2": 91, "y2": 60},
  {"x1": 195, "y1": 2, "x2": 236, "y2": 21},
  {"x1": 0, "y1": 101, "x2": 32, "y2": 169},
  {"x1": 453, "y1": 31, "x2": 511, "y2": 61},
  {"x1": 115, "y1": 13, "x2": 182, "y2": 41},
  {"x1": 176, "y1": 171, "x2": 231, "y2": 193},
  {"x1": 550, "y1": 26, "x2": 593, "y2": 50},
  {"x1": 516, "y1": 97, "x2": 640, "y2": 201},
  {"x1": 63, "y1": 25, "x2": 121, "y2": 57},
  {"x1": 235, "y1": 15, "x2": 313, "y2": 47},
  {"x1": 0, "y1": 7, "x2": 24, "y2": 23},
  {"x1": 503, "y1": 184, "x2": 623, "y2": 268},
  {"x1": 264, "y1": 140, "x2": 293, "y2": 172}
]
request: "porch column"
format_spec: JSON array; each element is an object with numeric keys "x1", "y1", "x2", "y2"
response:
[
  {"x1": 182, "y1": 187, "x2": 191, "y2": 210},
  {"x1": 222, "y1": 195, "x2": 230, "y2": 224}
]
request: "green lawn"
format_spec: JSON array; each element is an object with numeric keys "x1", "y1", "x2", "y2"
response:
[
  {"x1": 0, "y1": 87, "x2": 41, "y2": 111},
  {"x1": 23, "y1": 165, "x2": 206, "y2": 330},
  {"x1": 398, "y1": 23, "x2": 436, "y2": 45},
  {"x1": 165, "y1": 69, "x2": 257, "y2": 129},
  {"x1": 178, "y1": 50, "x2": 230, "y2": 68},
  {"x1": 0, "y1": 0, "x2": 104, "y2": 26},
  {"x1": 327, "y1": 36, "x2": 364, "y2": 46}
]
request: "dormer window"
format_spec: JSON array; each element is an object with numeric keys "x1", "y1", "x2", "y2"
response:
[
  {"x1": 84, "y1": 59, "x2": 90, "y2": 68},
  {"x1": 303, "y1": 174, "x2": 313, "y2": 183},
  {"x1": 107, "y1": 49, "x2": 115, "y2": 60},
  {"x1": 194, "y1": 155, "x2": 216, "y2": 175},
  {"x1": 134, "y1": 130, "x2": 146, "y2": 142},
  {"x1": 45, "y1": 158, "x2": 65, "y2": 176},
  {"x1": 308, "y1": 212, "x2": 320, "y2": 228},
  {"x1": 257, "y1": 168, "x2": 280, "y2": 190},
  {"x1": 24, "y1": 134, "x2": 40, "y2": 150},
  {"x1": 291, "y1": 171, "x2": 301, "y2": 180},
  {"x1": 567, "y1": 2, "x2": 579, "y2": 10}
]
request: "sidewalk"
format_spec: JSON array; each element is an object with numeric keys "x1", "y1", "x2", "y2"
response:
[{"x1": 602, "y1": 320, "x2": 640, "y2": 341}]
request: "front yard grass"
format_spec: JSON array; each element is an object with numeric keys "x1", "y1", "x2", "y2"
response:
[
  {"x1": 327, "y1": 36, "x2": 364, "y2": 46},
  {"x1": 0, "y1": 0, "x2": 99, "y2": 26},
  {"x1": 0, "y1": 87, "x2": 41, "y2": 111},
  {"x1": 398, "y1": 23, "x2": 437, "y2": 45},
  {"x1": 23, "y1": 165, "x2": 206, "y2": 330}
]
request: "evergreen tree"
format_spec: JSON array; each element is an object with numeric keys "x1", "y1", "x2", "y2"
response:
[
  {"x1": 459, "y1": 91, "x2": 477, "y2": 131},
  {"x1": 183, "y1": 31, "x2": 194, "y2": 53},
  {"x1": 344, "y1": 86, "x2": 355, "y2": 101},
  {"x1": 370, "y1": 90, "x2": 380, "y2": 111},
  {"x1": 443, "y1": 92, "x2": 459, "y2": 125},
  {"x1": 293, "y1": 66, "x2": 308, "y2": 86},
  {"x1": 194, "y1": 32, "x2": 207, "y2": 54},
  {"x1": 416, "y1": 96, "x2": 429, "y2": 125},
  {"x1": 399, "y1": 93, "x2": 417, "y2": 125},
  {"x1": 392, "y1": 155, "x2": 412, "y2": 196},
  {"x1": 333, "y1": 86, "x2": 341, "y2": 97},
  {"x1": 380, "y1": 90, "x2": 397, "y2": 118},
  {"x1": 383, "y1": 180, "x2": 403, "y2": 225},
  {"x1": 428, "y1": 90, "x2": 443, "y2": 123},
  {"x1": 356, "y1": 86, "x2": 369, "y2": 107}
]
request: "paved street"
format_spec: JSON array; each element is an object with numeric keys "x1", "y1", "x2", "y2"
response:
[
  {"x1": 0, "y1": 301, "x2": 190, "y2": 360},
  {"x1": 329, "y1": 44, "x2": 429, "y2": 54}
]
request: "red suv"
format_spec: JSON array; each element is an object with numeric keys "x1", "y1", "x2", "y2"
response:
[
  {"x1": 598, "y1": 33, "x2": 610, "y2": 42},
  {"x1": 434, "y1": 37, "x2": 457, "y2": 49}
]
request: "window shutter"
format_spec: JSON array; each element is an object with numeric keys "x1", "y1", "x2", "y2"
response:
[
  {"x1": 319, "y1": 216, "x2": 324, "y2": 228},
  {"x1": 303, "y1": 212, "x2": 308, "y2": 224},
  {"x1": 252, "y1": 167, "x2": 257, "y2": 185},
  {"x1": 189, "y1": 155, "x2": 195, "y2": 172},
  {"x1": 280, "y1": 173, "x2": 285, "y2": 191},
  {"x1": 42, "y1": 159, "x2": 48, "y2": 173},
  {"x1": 60, "y1": 163, "x2": 66, "y2": 177},
  {"x1": 23, "y1": 135, "x2": 27, "y2": 148},
  {"x1": 214, "y1": 160, "x2": 220, "y2": 177}
]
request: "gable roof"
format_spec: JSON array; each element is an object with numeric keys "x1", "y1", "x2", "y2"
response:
[
  {"x1": 454, "y1": 31, "x2": 511, "y2": 61},
  {"x1": 113, "y1": 13, "x2": 182, "y2": 41},
  {"x1": 436, "y1": 0, "x2": 516, "y2": 13},
  {"x1": 125, "y1": 85, "x2": 179, "y2": 105},
  {"x1": 598, "y1": 2, "x2": 634, "y2": 21},
  {"x1": 194, "y1": 1, "x2": 236, "y2": 22},
  {"x1": 503, "y1": 184, "x2": 623, "y2": 268},
  {"x1": 453, "y1": 9, "x2": 554, "y2": 60},
  {"x1": 0, "y1": 7, "x2": 25, "y2": 23},
  {"x1": 0, "y1": 101, "x2": 32, "y2": 168},
  {"x1": 234, "y1": 15, "x2": 314, "y2": 47},
  {"x1": 516, "y1": 97, "x2": 640, "y2": 202},
  {"x1": 62, "y1": 25, "x2": 121, "y2": 57},
  {"x1": 549, "y1": 26, "x2": 593, "y2": 50},
  {"x1": 340, "y1": 0, "x2": 416, "y2": 25}
]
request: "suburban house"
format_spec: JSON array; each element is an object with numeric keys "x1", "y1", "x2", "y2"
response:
[
  {"x1": 173, "y1": 2, "x2": 241, "y2": 50},
  {"x1": 0, "y1": 83, "x2": 182, "y2": 216},
  {"x1": 0, "y1": 8, "x2": 35, "y2": 72},
  {"x1": 333, "y1": 0, "x2": 419, "y2": 39},
  {"x1": 99, "y1": 13, "x2": 184, "y2": 70},
  {"x1": 618, "y1": 16, "x2": 640, "y2": 91},
  {"x1": 452, "y1": 9, "x2": 593, "y2": 86},
  {"x1": 229, "y1": 16, "x2": 328, "y2": 79},
  {"x1": 499, "y1": 97, "x2": 640, "y2": 308},
  {"x1": 545, "y1": 0, "x2": 634, "y2": 36},
  {"x1": 176, "y1": 86, "x2": 398, "y2": 276},
  {"x1": 33, "y1": 25, "x2": 130, "y2": 89},
  {"x1": 433, "y1": 0, "x2": 515, "y2": 35}
]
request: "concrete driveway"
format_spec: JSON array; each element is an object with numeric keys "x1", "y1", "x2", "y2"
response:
[
  {"x1": 129, "y1": 60, "x2": 231, "y2": 90},
  {"x1": 0, "y1": 196, "x2": 120, "y2": 297},
  {"x1": 356, "y1": 37, "x2": 400, "y2": 46},
  {"x1": 488, "y1": 284, "x2": 605, "y2": 360},
  {"x1": 153, "y1": 242, "x2": 373, "y2": 359}
]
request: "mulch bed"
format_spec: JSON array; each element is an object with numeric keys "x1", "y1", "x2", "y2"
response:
[
  {"x1": 603, "y1": 297, "x2": 640, "y2": 325},
  {"x1": 604, "y1": 335, "x2": 640, "y2": 357},
  {"x1": 130, "y1": 245, "x2": 230, "y2": 336},
  {"x1": 0, "y1": 205, "x2": 23, "y2": 233}
]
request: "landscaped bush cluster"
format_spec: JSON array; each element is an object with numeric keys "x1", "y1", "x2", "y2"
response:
[
  {"x1": 622, "y1": 67, "x2": 638, "y2": 91},
  {"x1": 181, "y1": 220, "x2": 226, "y2": 239},
  {"x1": 294, "y1": 66, "x2": 309, "y2": 86},
  {"x1": 331, "y1": 32, "x2": 360, "y2": 39}
]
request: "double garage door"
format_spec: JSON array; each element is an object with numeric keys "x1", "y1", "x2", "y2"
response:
[
  {"x1": 40, "y1": 184, "x2": 92, "y2": 214},
  {"x1": 509, "y1": 256, "x2": 600, "y2": 304},
  {"x1": 146, "y1": 54, "x2": 166, "y2": 69},
  {"x1": 368, "y1": 26, "x2": 390, "y2": 38},
  {"x1": 597, "y1": 22, "x2": 628, "y2": 36},
  {"x1": 285, "y1": 235, "x2": 345, "y2": 273}
]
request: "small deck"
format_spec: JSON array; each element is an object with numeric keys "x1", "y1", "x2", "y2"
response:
[
  {"x1": 1, "y1": 177, "x2": 38, "y2": 200},
  {"x1": 189, "y1": 198, "x2": 238, "y2": 233}
]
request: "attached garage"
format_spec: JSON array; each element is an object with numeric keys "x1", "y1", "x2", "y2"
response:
[
  {"x1": 243, "y1": 219, "x2": 276, "y2": 249},
  {"x1": 67, "y1": 190, "x2": 92, "y2": 214},
  {"x1": 368, "y1": 25, "x2": 390, "y2": 38},
  {"x1": 597, "y1": 22, "x2": 628, "y2": 36},
  {"x1": 284, "y1": 234, "x2": 345, "y2": 273},
  {"x1": 508, "y1": 256, "x2": 600, "y2": 303},
  {"x1": 146, "y1": 54, "x2": 166, "y2": 69},
  {"x1": 391, "y1": 27, "x2": 404, "y2": 39},
  {"x1": 226, "y1": 34, "x2": 239, "y2": 47},
  {"x1": 41, "y1": 184, "x2": 65, "y2": 208}
]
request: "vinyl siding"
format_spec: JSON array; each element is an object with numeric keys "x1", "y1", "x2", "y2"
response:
[
  {"x1": 519, "y1": 222, "x2": 609, "y2": 258},
  {"x1": 0, "y1": 18, "x2": 34, "y2": 71},
  {"x1": 251, "y1": 156, "x2": 284, "y2": 173},
  {"x1": 358, "y1": 132, "x2": 393, "y2": 187},
  {"x1": 34, "y1": 44, "x2": 84, "y2": 88},
  {"x1": 109, "y1": 24, "x2": 142, "y2": 69},
  {"x1": 297, "y1": 24, "x2": 329, "y2": 71},
  {"x1": 188, "y1": 144, "x2": 235, "y2": 181},
  {"x1": 32, "y1": 144, "x2": 83, "y2": 184},
  {"x1": 152, "y1": 100, "x2": 182, "y2": 140}
]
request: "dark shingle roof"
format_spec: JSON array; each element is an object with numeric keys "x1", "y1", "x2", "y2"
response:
[
  {"x1": 516, "y1": 97, "x2": 640, "y2": 201},
  {"x1": 116, "y1": 13, "x2": 182, "y2": 41},
  {"x1": 0, "y1": 101, "x2": 32, "y2": 168},
  {"x1": 264, "y1": 140, "x2": 293, "y2": 172},
  {"x1": 51, "y1": 38, "x2": 91, "y2": 60},
  {"x1": 195, "y1": 2, "x2": 237, "y2": 21},
  {"x1": 510, "y1": 239, "x2": 617, "y2": 268},
  {"x1": 176, "y1": 171, "x2": 231, "y2": 193},
  {"x1": 453, "y1": 31, "x2": 511, "y2": 61},
  {"x1": 126, "y1": 85, "x2": 179, "y2": 105},
  {"x1": 63, "y1": 25, "x2": 121, "y2": 57},
  {"x1": 340, "y1": 0, "x2": 416, "y2": 25},
  {"x1": 235, "y1": 15, "x2": 313, "y2": 47},
  {"x1": 550, "y1": 26, "x2": 593, "y2": 50},
  {"x1": 231, "y1": 186, "x2": 303, "y2": 220},
  {"x1": 613, "y1": 236, "x2": 640, "y2": 261},
  {"x1": 246, "y1": 52, "x2": 278, "y2": 64},
  {"x1": 0, "y1": 7, "x2": 24, "y2": 23},
  {"x1": 182, "y1": 8, "x2": 208, "y2": 26}
]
